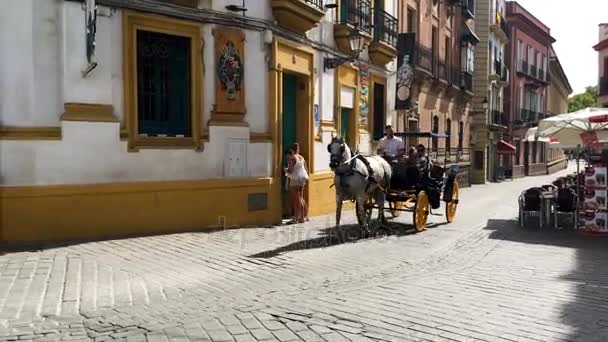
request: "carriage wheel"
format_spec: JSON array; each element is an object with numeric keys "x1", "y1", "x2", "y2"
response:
[
  {"x1": 390, "y1": 201, "x2": 404, "y2": 218},
  {"x1": 413, "y1": 191, "x2": 429, "y2": 232},
  {"x1": 445, "y1": 180, "x2": 459, "y2": 223}
]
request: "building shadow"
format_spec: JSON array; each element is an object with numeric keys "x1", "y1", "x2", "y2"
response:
[{"x1": 484, "y1": 218, "x2": 608, "y2": 341}]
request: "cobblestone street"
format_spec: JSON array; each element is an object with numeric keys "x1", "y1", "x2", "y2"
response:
[{"x1": 2, "y1": 164, "x2": 608, "y2": 341}]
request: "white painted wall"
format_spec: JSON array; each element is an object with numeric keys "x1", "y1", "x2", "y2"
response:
[
  {"x1": 1, "y1": 1, "x2": 396, "y2": 185},
  {"x1": 0, "y1": 0, "x2": 62, "y2": 126},
  {"x1": 0, "y1": 121, "x2": 270, "y2": 186}
]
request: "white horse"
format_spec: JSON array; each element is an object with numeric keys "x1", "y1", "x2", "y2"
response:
[{"x1": 327, "y1": 136, "x2": 392, "y2": 233}]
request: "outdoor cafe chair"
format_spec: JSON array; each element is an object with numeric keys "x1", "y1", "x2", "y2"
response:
[{"x1": 519, "y1": 187, "x2": 544, "y2": 229}]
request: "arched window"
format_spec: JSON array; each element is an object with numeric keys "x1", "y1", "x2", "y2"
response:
[
  {"x1": 432, "y1": 115, "x2": 439, "y2": 152},
  {"x1": 458, "y1": 121, "x2": 464, "y2": 150},
  {"x1": 446, "y1": 118, "x2": 452, "y2": 155}
]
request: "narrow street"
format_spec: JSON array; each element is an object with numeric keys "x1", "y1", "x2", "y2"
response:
[{"x1": 1, "y1": 164, "x2": 607, "y2": 341}]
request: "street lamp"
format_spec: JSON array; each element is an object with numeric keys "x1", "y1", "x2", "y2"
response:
[{"x1": 324, "y1": 23, "x2": 368, "y2": 71}]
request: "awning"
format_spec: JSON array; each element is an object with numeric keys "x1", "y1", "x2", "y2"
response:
[
  {"x1": 462, "y1": 23, "x2": 480, "y2": 45},
  {"x1": 524, "y1": 127, "x2": 551, "y2": 142},
  {"x1": 497, "y1": 140, "x2": 516, "y2": 154}
]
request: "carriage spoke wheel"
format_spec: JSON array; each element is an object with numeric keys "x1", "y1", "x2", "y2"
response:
[
  {"x1": 446, "y1": 180, "x2": 459, "y2": 223},
  {"x1": 413, "y1": 191, "x2": 429, "y2": 232}
]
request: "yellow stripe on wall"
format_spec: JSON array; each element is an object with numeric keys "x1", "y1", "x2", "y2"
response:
[{"x1": 1, "y1": 177, "x2": 281, "y2": 241}]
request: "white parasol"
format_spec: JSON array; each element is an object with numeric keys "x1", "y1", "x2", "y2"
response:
[{"x1": 536, "y1": 107, "x2": 608, "y2": 148}]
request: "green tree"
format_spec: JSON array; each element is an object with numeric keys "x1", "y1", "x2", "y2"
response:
[{"x1": 568, "y1": 86, "x2": 598, "y2": 112}]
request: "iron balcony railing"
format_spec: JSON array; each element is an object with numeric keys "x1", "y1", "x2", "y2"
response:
[
  {"x1": 461, "y1": 0, "x2": 475, "y2": 18},
  {"x1": 600, "y1": 77, "x2": 608, "y2": 96},
  {"x1": 448, "y1": 64, "x2": 461, "y2": 86},
  {"x1": 302, "y1": 0, "x2": 324, "y2": 10},
  {"x1": 520, "y1": 109, "x2": 530, "y2": 122},
  {"x1": 538, "y1": 68, "x2": 546, "y2": 81},
  {"x1": 373, "y1": 9, "x2": 397, "y2": 48},
  {"x1": 494, "y1": 60, "x2": 502, "y2": 77},
  {"x1": 530, "y1": 65, "x2": 538, "y2": 78},
  {"x1": 521, "y1": 60, "x2": 528, "y2": 73},
  {"x1": 462, "y1": 72, "x2": 473, "y2": 92},
  {"x1": 501, "y1": 64, "x2": 509, "y2": 83},
  {"x1": 431, "y1": 148, "x2": 471, "y2": 164},
  {"x1": 415, "y1": 43, "x2": 433, "y2": 73},
  {"x1": 436, "y1": 59, "x2": 447, "y2": 81},
  {"x1": 491, "y1": 110, "x2": 507, "y2": 126},
  {"x1": 338, "y1": 0, "x2": 372, "y2": 35}
]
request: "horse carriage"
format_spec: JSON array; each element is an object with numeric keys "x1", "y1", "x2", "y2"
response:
[{"x1": 362, "y1": 132, "x2": 460, "y2": 232}]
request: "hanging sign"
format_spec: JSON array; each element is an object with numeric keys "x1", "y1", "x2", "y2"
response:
[
  {"x1": 395, "y1": 33, "x2": 416, "y2": 110},
  {"x1": 359, "y1": 65, "x2": 369, "y2": 127},
  {"x1": 82, "y1": 0, "x2": 98, "y2": 77}
]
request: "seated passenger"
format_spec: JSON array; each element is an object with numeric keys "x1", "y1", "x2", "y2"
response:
[
  {"x1": 416, "y1": 144, "x2": 432, "y2": 174},
  {"x1": 377, "y1": 125, "x2": 405, "y2": 159}
]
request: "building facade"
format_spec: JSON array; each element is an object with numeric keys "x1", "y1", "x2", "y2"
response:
[
  {"x1": 470, "y1": 0, "x2": 510, "y2": 184},
  {"x1": 394, "y1": 0, "x2": 476, "y2": 186},
  {"x1": 595, "y1": 23, "x2": 608, "y2": 107},
  {"x1": 544, "y1": 47, "x2": 571, "y2": 174},
  {"x1": 0, "y1": 0, "x2": 400, "y2": 241},
  {"x1": 546, "y1": 47, "x2": 572, "y2": 116},
  {"x1": 504, "y1": 1, "x2": 554, "y2": 178}
]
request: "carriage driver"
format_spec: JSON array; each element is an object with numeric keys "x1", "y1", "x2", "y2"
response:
[{"x1": 376, "y1": 125, "x2": 405, "y2": 159}]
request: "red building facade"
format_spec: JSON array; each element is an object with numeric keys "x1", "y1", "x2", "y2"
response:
[{"x1": 504, "y1": 1, "x2": 555, "y2": 177}]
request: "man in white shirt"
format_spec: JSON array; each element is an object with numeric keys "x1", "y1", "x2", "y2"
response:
[{"x1": 377, "y1": 125, "x2": 404, "y2": 158}]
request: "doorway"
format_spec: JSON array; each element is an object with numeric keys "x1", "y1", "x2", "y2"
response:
[{"x1": 280, "y1": 73, "x2": 311, "y2": 220}]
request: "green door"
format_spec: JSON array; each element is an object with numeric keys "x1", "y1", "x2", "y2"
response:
[
  {"x1": 341, "y1": 108, "x2": 351, "y2": 144},
  {"x1": 282, "y1": 74, "x2": 298, "y2": 192}
]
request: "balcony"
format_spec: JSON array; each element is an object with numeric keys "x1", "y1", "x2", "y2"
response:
[
  {"x1": 436, "y1": 59, "x2": 448, "y2": 82},
  {"x1": 461, "y1": 72, "x2": 473, "y2": 94},
  {"x1": 448, "y1": 64, "x2": 461, "y2": 86},
  {"x1": 530, "y1": 65, "x2": 538, "y2": 78},
  {"x1": 272, "y1": 0, "x2": 325, "y2": 35},
  {"x1": 414, "y1": 43, "x2": 433, "y2": 74},
  {"x1": 600, "y1": 77, "x2": 608, "y2": 96},
  {"x1": 490, "y1": 110, "x2": 508, "y2": 129},
  {"x1": 334, "y1": 0, "x2": 372, "y2": 54},
  {"x1": 490, "y1": 16, "x2": 509, "y2": 42},
  {"x1": 500, "y1": 64, "x2": 509, "y2": 85},
  {"x1": 368, "y1": 9, "x2": 398, "y2": 66},
  {"x1": 461, "y1": 0, "x2": 475, "y2": 19},
  {"x1": 519, "y1": 60, "x2": 528, "y2": 74}
]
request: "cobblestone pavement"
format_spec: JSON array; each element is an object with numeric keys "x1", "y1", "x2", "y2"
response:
[{"x1": 2, "y1": 164, "x2": 608, "y2": 341}]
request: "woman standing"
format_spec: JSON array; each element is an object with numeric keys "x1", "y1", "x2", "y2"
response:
[{"x1": 286, "y1": 143, "x2": 309, "y2": 224}]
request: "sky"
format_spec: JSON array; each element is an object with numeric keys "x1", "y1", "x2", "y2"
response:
[{"x1": 512, "y1": 0, "x2": 608, "y2": 95}]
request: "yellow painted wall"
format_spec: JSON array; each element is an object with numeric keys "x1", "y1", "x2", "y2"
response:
[{"x1": 1, "y1": 178, "x2": 280, "y2": 241}]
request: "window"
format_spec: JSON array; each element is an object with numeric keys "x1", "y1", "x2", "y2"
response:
[
  {"x1": 406, "y1": 7, "x2": 416, "y2": 33},
  {"x1": 432, "y1": 27, "x2": 439, "y2": 61},
  {"x1": 461, "y1": 42, "x2": 475, "y2": 73},
  {"x1": 527, "y1": 46, "x2": 533, "y2": 71},
  {"x1": 515, "y1": 140, "x2": 521, "y2": 166},
  {"x1": 123, "y1": 12, "x2": 203, "y2": 151},
  {"x1": 532, "y1": 142, "x2": 537, "y2": 164},
  {"x1": 542, "y1": 55, "x2": 547, "y2": 80},
  {"x1": 137, "y1": 31, "x2": 191, "y2": 137},
  {"x1": 372, "y1": 82, "x2": 386, "y2": 140},
  {"x1": 408, "y1": 119, "x2": 418, "y2": 148},
  {"x1": 458, "y1": 122, "x2": 464, "y2": 150},
  {"x1": 535, "y1": 51, "x2": 540, "y2": 77},
  {"x1": 445, "y1": 37, "x2": 451, "y2": 64},
  {"x1": 519, "y1": 86, "x2": 524, "y2": 118},
  {"x1": 517, "y1": 40, "x2": 523, "y2": 71},
  {"x1": 445, "y1": 118, "x2": 452, "y2": 154},
  {"x1": 432, "y1": 115, "x2": 439, "y2": 152}
]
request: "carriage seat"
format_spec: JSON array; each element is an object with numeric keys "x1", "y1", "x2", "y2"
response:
[{"x1": 390, "y1": 161, "x2": 420, "y2": 191}]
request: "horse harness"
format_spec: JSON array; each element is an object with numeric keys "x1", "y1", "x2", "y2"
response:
[{"x1": 333, "y1": 154, "x2": 378, "y2": 192}]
